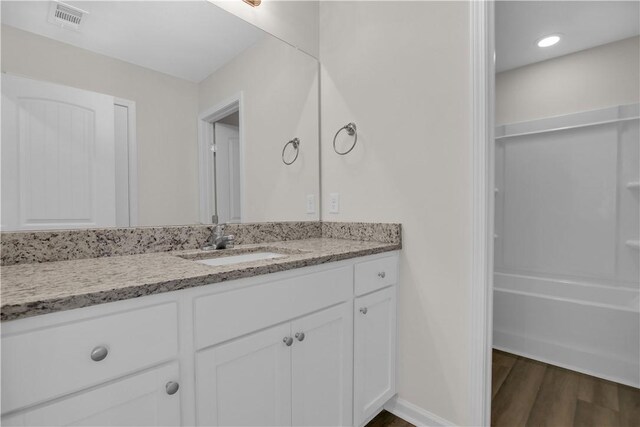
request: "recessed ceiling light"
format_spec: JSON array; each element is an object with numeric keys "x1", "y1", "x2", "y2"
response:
[{"x1": 536, "y1": 35, "x2": 561, "y2": 48}]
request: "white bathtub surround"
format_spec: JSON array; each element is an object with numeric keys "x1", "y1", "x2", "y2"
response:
[
  {"x1": 494, "y1": 103, "x2": 640, "y2": 387},
  {"x1": 494, "y1": 273, "x2": 640, "y2": 388},
  {"x1": 495, "y1": 104, "x2": 640, "y2": 289}
]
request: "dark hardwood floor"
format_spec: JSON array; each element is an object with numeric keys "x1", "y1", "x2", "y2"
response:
[
  {"x1": 492, "y1": 349, "x2": 640, "y2": 427},
  {"x1": 366, "y1": 350, "x2": 640, "y2": 427},
  {"x1": 365, "y1": 410, "x2": 415, "y2": 427}
]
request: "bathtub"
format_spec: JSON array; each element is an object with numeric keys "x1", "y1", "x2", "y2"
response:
[{"x1": 493, "y1": 272, "x2": 640, "y2": 388}]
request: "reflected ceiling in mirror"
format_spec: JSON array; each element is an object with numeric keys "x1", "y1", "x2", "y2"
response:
[{"x1": 1, "y1": 1, "x2": 319, "y2": 231}]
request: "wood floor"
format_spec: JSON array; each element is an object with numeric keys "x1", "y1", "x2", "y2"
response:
[
  {"x1": 365, "y1": 410, "x2": 414, "y2": 427},
  {"x1": 492, "y1": 350, "x2": 640, "y2": 427},
  {"x1": 366, "y1": 351, "x2": 639, "y2": 427}
]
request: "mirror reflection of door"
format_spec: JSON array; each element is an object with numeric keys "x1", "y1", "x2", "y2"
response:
[
  {"x1": 1, "y1": 73, "x2": 134, "y2": 231},
  {"x1": 213, "y1": 120, "x2": 241, "y2": 224}
]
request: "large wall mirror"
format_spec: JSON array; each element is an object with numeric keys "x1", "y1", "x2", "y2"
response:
[{"x1": 1, "y1": 1, "x2": 319, "y2": 231}]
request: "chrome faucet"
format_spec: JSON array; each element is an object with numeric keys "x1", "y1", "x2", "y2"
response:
[{"x1": 203, "y1": 224, "x2": 235, "y2": 250}]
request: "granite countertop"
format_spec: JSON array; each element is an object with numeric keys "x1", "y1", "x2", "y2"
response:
[{"x1": 1, "y1": 238, "x2": 400, "y2": 322}]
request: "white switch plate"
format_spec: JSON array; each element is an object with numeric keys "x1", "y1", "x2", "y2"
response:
[
  {"x1": 329, "y1": 193, "x2": 340, "y2": 214},
  {"x1": 306, "y1": 194, "x2": 315, "y2": 214}
]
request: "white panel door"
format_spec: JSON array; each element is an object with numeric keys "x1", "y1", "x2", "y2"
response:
[
  {"x1": 214, "y1": 123, "x2": 241, "y2": 223},
  {"x1": 353, "y1": 287, "x2": 397, "y2": 427},
  {"x1": 195, "y1": 323, "x2": 292, "y2": 426},
  {"x1": 291, "y1": 303, "x2": 353, "y2": 427},
  {"x1": 1, "y1": 363, "x2": 181, "y2": 426},
  {"x1": 1, "y1": 74, "x2": 116, "y2": 230}
]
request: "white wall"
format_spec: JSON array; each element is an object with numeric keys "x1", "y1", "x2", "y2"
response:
[
  {"x1": 496, "y1": 36, "x2": 640, "y2": 125},
  {"x1": 1, "y1": 24, "x2": 200, "y2": 226},
  {"x1": 198, "y1": 35, "x2": 319, "y2": 222},
  {"x1": 211, "y1": 0, "x2": 319, "y2": 58},
  {"x1": 320, "y1": 2, "x2": 472, "y2": 424}
]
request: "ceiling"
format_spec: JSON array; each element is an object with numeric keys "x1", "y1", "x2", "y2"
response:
[
  {"x1": 1, "y1": 1, "x2": 266, "y2": 82},
  {"x1": 496, "y1": 1, "x2": 640, "y2": 73}
]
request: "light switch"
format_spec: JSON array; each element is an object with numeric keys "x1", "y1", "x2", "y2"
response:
[
  {"x1": 306, "y1": 194, "x2": 316, "y2": 214},
  {"x1": 329, "y1": 193, "x2": 340, "y2": 214}
]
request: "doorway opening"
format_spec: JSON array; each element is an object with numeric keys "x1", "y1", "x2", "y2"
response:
[
  {"x1": 474, "y1": 2, "x2": 640, "y2": 426},
  {"x1": 198, "y1": 94, "x2": 244, "y2": 225}
]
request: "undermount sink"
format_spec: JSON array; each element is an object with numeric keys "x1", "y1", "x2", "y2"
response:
[{"x1": 194, "y1": 252, "x2": 287, "y2": 267}]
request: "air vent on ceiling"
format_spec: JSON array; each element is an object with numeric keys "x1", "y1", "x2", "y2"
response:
[{"x1": 47, "y1": 1, "x2": 88, "y2": 31}]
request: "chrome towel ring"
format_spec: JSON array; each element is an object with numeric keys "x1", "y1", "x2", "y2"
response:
[
  {"x1": 333, "y1": 122, "x2": 357, "y2": 155},
  {"x1": 282, "y1": 137, "x2": 300, "y2": 165}
]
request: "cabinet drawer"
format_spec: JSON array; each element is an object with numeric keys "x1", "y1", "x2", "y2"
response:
[
  {"x1": 2, "y1": 362, "x2": 181, "y2": 427},
  {"x1": 1, "y1": 302, "x2": 178, "y2": 414},
  {"x1": 194, "y1": 266, "x2": 352, "y2": 349},
  {"x1": 354, "y1": 255, "x2": 398, "y2": 296}
]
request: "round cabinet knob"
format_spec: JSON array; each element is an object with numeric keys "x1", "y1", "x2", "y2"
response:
[
  {"x1": 360, "y1": 307, "x2": 368, "y2": 315},
  {"x1": 295, "y1": 332, "x2": 305, "y2": 342},
  {"x1": 90, "y1": 346, "x2": 108, "y2": 362},
  {"x1": 283, "y1": 336, "x2": 294, "y2": 346},
  {"x1": 378, "y1": 271, "x2": 386, "y2": 279},
  {"x1": 165, "y1": 381, "x2": 179, "y2": 395}
]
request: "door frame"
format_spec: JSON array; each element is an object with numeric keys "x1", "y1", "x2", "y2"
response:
[
  {"x1": 197, "y1": 92, "x2": 245, "y2": 224},
  {"x1": 469, "y1": 1, "x2": 495, "y2": 426},
  {"x1": 114, "y1": 97, "x2": 138, "y2": 227}
]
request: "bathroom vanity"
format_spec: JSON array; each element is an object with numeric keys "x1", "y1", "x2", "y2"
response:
[
  {"x1": 1, "y1": 225, "x2": 400, "y2": 427},
  {"x1": 0, "y1": 2, "x2": 401, "y2": 425}
]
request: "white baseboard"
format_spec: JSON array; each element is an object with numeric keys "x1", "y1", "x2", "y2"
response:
[{"x1": 384, "y1": 396, "x2": 454, "y2": 427}]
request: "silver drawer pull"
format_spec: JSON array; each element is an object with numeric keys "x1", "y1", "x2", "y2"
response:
[
  {"x1": 295, "y1": 332, "x2": 305, "y2": 342},
  {"x1": 378, "y1": 271, "x2": 386, "y2": 278},
  {"x1": 283, "y1": 336, "x2": 294, "y2": 346},
  {"x1": 90, "y1": 346, "x2": 108, "y2": 362},
  {"x1": 360, "y1": 307, "x2": 368, "y2": 315},
  {"x1": 165, "y1": 381, "x2": 179, "y2": 395}
]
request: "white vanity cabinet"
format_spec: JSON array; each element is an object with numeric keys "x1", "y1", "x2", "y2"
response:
[
  {"x1": 195, "y1": 323, "x2": 293, "y2": 426},
  {"x1": 195, "y1": 303, "x2": 352, "y2": 427},
  {"x1": 353, "y1": 287, "x2": 397, "y2": 426},
  {"x1": 291, "y1": 303, "x2": 353, "y2": 427},
  {"x1": 1, "y1": 252, "x2": 398, "y2": 427},
  {"x1": 1, "y1": 303, "x2": 179, "y2": 414}
]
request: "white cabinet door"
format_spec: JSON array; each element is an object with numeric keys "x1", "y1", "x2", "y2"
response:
[
  {"x1": 1, "y1": 363, "x2": 181, "y2": 427},
  {"x1": 291, "y1": 303, "x2": 353, "y2": 427},
  {"x1": 1, "y1": 74, "x2": 116, "y2": 231},
  {"x1": 195, "y1": 323, "x2": 292, "y2": 426},
  {"x1": 353, "y1": 287, "x2": 397, "y2": 426}
]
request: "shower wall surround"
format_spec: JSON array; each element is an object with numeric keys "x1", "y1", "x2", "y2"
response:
[
  {"x1": 493, "y1": 104, "x2": 640, "y2": 387},
  {"x1": 494, "y1": 103, "x2": 640, "y2": 288}
]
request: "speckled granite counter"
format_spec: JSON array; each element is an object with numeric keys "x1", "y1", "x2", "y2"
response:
[{"x1": 1, "y1": 238, "x2": 400, "y2": 322}]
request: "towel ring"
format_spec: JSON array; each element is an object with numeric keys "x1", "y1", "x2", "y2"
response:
[
  {"x1": 282, "y1": 137, "x2": 300, "y2": 165},
  {"x1": 333, "y1": 122, "x2": 357, "y2": 155}
]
